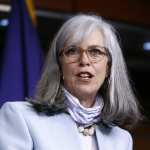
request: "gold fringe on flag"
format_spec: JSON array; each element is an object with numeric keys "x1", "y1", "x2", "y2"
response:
[{"x1": 25, "y1": 0, "x2": 36, "y2": 24}]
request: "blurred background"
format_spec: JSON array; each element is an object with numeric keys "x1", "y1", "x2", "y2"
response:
[{"x1": 0, "y1": 0, "x2": 150, "y2": 149}]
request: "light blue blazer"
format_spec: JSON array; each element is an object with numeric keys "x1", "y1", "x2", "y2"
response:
[{"x1": 0, "y1": 102, "x2": 133, "y2": 150}]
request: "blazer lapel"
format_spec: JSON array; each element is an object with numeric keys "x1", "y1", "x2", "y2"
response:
[
  {"x1": 49, "y1": 113, "x2": 83, "y2": 150},
  {"x1": 95, "y1": 125, "x2": 114, "y2": 150}
]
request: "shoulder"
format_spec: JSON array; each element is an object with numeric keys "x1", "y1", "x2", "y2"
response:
[
  {"x1": 0, "y1": 101, "x2": 72, "y2": 125},
  {"x1": 1, "y1": 101, "x2": 32, "y2": 111},
  {"x1": 111, "y1": 126, "x2": 133, "y2": 149},
  {"x1": 98, "y1": 123, "x2": 131, "y2": 137},
  {"x1": 109, "y1": 125, "x2": 132, "y2": 138},
  {"x1": 0, "y1": 102, "x2": 34, "y2": 149},
  {"x1": 101, "y1": 125, "x2": 132, "y2": 149},
  {"x1": 0, "y1": 101, "x2": 36, "y2": 118},
  {"x1": 0, "y1": 101, "x2": 37, "y2": 127},
  {"x1": 0, "y1": 101, "x2": 75, "y2": 138},
  {"x1": 103, "y1": 124, "x2": 132, "y2": 141},
  {"x1": 112, "y1": 126, "x2": 132, "y2": 142},
  {"x1": 96, "y1": 125, "x2": 133, "y2": 150}
]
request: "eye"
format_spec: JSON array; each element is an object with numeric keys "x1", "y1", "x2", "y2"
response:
[
  {"x1": 88, "y1": 48, "x2": 104, "y2": 57},
  {"x1": 64, "y1": 46, "x2": 79, "y2": 56}
]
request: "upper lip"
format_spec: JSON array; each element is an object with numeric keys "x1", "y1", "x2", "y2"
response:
[{"x1": 76, "y1": 71, "x2": 94, "y2": 78}]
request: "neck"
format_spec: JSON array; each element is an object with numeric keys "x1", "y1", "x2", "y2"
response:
[
  {"x1": 78, "y1": 96, "x2": 96, "y2": 108},
  {"x1": 71, "y1": 91, "x2": 97, "y2": 108},
  {"x1": 64, "y1": 87, "x2": 97, "y2": 108},
  {"x1": 64, "y1": 88, "x2": 103, "y2": 126}
]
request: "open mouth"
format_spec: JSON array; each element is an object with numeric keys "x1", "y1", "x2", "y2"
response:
[{"x1": 76, "y1": 72, "x2": 94, "y2": 80}]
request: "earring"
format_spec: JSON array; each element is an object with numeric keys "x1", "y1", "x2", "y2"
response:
[{"x1": 60, "y1": 71, "x2": 64, "y2": 80}]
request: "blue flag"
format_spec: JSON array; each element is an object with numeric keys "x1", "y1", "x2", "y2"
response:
[{"x1": 0, "y1": 0, "x2": 43, "y2": 106}]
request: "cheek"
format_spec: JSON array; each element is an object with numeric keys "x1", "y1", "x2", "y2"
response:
[
  {"x1": 95, "y1": 63, "x2": 108, "y2": 83},
  {"x1": 61, "y1": 64, "x2": 75, "y2": 81}
]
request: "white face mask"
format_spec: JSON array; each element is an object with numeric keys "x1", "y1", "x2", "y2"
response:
[{"x1": 63, "y1": 88, "x2": 104, "y2": 127}]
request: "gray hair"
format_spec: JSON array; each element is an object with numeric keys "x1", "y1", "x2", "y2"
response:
[{"x1": 32, "y1": 14, "x2": 142, "y2": 127}]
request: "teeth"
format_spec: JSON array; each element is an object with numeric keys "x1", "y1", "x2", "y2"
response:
[
  {"x1": 78, "y1": 73, "x2": 91, "y2": 78},
  {"x1": 79, "y1": 74, "x2": 89, "y2": 77}
]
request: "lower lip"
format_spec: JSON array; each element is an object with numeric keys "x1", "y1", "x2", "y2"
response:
[{"x1": 77, "y1": 76, "x2": 92, "y2": 82}]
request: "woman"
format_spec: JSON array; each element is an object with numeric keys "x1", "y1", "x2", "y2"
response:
[{"x1": 0, "y1": 14, "x2": 141, "y2": 150}]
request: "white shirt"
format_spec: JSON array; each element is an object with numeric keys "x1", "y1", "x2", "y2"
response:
[{"x1": 79, "y1": 133, "x2": 98, "y2": 150}]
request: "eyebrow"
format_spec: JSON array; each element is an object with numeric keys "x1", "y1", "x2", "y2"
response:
[
  {"x1": 65, "y1": 44, "x2": 107, "y2": 51},
  {"x1": 87, "y1": 45, "x2": 107, "y2": 51},
  {"x1": 88, "y1": 45, "x2": 104, "y2": 48}
]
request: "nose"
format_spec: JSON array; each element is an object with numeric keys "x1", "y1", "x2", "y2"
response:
[{"x1": 79, "y1": 51, "x2": 91, "y2": 66}]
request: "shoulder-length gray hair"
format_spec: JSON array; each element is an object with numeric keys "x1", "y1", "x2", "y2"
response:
[{"x1": 31, "y1": 14, "x2": 142, "y2": 127}]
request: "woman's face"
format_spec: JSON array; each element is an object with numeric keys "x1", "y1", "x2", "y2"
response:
[{"x1": 60, "y1": 29, "x2": 108, "y2": 102}]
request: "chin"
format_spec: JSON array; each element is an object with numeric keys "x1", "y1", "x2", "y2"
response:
[{"x1": 75, "y1": 86, "x2": 98, "y2": 96}]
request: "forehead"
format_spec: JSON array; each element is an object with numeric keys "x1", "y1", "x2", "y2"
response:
[
  {"x1": 65, "y1": 24, "x2": 104, "y2": 48},
  {"x1": 80, "y1": 30, "x2": 104, "y2": 48}
]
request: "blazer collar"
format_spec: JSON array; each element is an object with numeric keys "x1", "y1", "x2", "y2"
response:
[
  {"x1": 52, "y1": 113, "x2": 114, "y2": 150},
  {"x1": 49, "y1": 113, "x2": 83, "y2": 150},
  {"x1": 95, "y1": 124, "x2": 114, "y2": 150}
]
